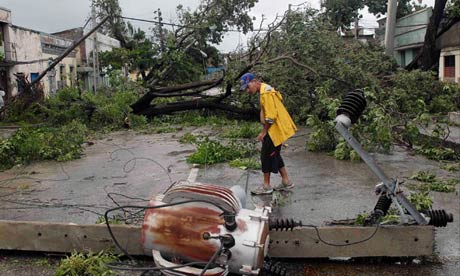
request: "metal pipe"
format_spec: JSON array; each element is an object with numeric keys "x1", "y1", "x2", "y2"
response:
[{"x1": 31, "y1": 16, "x2": 109, "y2": 86}]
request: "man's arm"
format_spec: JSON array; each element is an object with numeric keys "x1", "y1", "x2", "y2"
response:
[{"x1": 258, "y1": 109, "x2": 273, "y2": 142}]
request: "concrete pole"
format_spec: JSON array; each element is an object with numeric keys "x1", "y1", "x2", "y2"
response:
[
  {"x1": 384, "y1": 0, "x2": 398, "y2": 56},
  {"x1": 354, "y1": 17, "x2": 359, "y2": 39},
  {"x1": 157, "y1": 9, "x2": 165, "y2": 52},
  {"x1": 92, "y1": 5, "x2": 98, "y2": 93}
]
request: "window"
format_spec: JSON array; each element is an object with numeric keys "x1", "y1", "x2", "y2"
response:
[
  {"x1": 31, "y1": 72, "x2": 39, "y2": 83},
  {"x1": 400, "y1": 51, "x2": 406, "y2": 67},
  {"x1": 444, "y1": 55, "x2": 455, "y2": 78},
  {"x1": 69, "y1": 66, "x2": 74, "y2": 86}
]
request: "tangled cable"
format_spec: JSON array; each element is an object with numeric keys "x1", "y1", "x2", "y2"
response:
[{"x1": 103, "y1": 199, "x2": 234, "y2": 274}]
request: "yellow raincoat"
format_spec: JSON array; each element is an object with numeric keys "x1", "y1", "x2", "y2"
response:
[{"x1": 259, "y1": 83, "x2": 297, "y2": 147}]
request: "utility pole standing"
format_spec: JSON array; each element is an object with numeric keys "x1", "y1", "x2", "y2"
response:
[
  {"x1": 157, "y1": 8, "x2": 165, "y2": 52},
  {"x1": 91, "y1": 4, "x2": 99, "y2": 92},
  {"x1": 384, "y1": 0, "x2": 398, "y2": 56}
]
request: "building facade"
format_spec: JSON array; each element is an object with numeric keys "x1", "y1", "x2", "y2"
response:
[
  {"x1": 377, "y1": 8, "x2": 432, "y2": 67},
  {"x1": 53, "y1": 27, "x2": 121, "y2": 92},
  {"x1": 438, "y1": 21, "x2": 460, "y2": 83},
  {"x1": 0, "y1": 6, "x2": 77, "y2": 99}
]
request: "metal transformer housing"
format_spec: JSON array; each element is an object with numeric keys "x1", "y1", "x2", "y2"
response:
[{"x1": 142, "y1": 182, "x2": 270, "y2": 275}]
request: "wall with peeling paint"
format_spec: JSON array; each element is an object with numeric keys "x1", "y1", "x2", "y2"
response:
[{"x1": 4, "y1": 24, "x2": 77, "y2": 97}]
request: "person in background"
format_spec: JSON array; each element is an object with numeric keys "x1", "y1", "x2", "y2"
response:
[{"x1": 239, "y1": 72, "x2": 297, "y2": 195}]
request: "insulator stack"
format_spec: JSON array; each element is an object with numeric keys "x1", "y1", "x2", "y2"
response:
[
  {"x1": 269, "y1": 218, "x2": 302, "y2": 231},
  {"x1": 364, "y1": 195, "x2": 392, "y2": 226},
  {"x1": 374, "y1": 194, "x2": 392, "y2": 215},
  {"x1": 425, "y1": 210, "x2": 454, "y2": 227},
  {"x1": 336, "y1": 89, "x2": 367, "y2": 124}
]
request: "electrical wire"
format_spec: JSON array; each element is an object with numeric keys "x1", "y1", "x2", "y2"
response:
[
  {"x1": 121, "y1": 16, "x2": 270, "y2": 32},
  {"x1": 104, "y1": 200, "x2": 235, "y2": 261},
  {"x1": 106, "y1": 261, "x2": 209, "y2": 271},
  {"x1": 199, "y1": 242, "x2": 224, "y2": 276},
  {"x1": 301, "y1": 223, "x2": 380, "y2": 247},
  {"x1": 104, "y1": 200, "x2": 231, "y2": 274}
]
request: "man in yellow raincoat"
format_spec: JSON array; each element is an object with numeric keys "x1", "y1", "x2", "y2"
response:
[{"x1": 240, "y1": 73, "x2": 297, "y2": 195}]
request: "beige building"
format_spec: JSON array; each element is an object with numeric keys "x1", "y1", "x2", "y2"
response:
[
  {"x1": 0, "y1": 6, "x2": 77, "y2": 100},
  {"x1": 438, "y1": 21, "x2": 460, "y2": 83},
  {"x1": 53, "y1": 27, "x2": 121, "y2": 91}
]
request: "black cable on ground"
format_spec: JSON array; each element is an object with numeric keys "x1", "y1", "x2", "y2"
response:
[
  {"x1": 104, "y1": 199, "x2": 235, "y2": 261},
  {"x1": 199, "y1": 242, "x2": 224, "y2": 276},
  {"x1": 106, "y1": 261, "x2": 209, "y2": 271},
  {"x1": 302, "y1": 223, "x2": 380, "y2": 247}
]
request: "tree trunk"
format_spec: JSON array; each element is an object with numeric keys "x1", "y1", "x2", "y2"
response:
[
  {"x1": 131, "y1": 78, "x2": 223, "y2": 114},
  {"x1": 137, "y1": 98, "x2": 258, "y2": 119},
  {"x1": 406, "y1": 0, "x2": 447, "y2": 70}
]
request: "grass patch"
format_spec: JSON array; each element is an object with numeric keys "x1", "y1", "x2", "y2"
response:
[
  {"x1": 95, "y1": 215, "x2": 124, "y2": 225},
  {"x1": 179, "y1": 132, "x2": 199, "y2": 144},
  {"x1": 415, "y1": 145, "x2": 459, "y2": 161},
  {"x1": 229, "y1": 158, "x2": 261, "y2": 170},
  {"x1": 55, "y1": 251, "x2": 119, "y2": 276},
  {"x1": 151, "y1": 111, "x2": 236, "y2": 128},
  {"x1": 409, "y1": 170, "x2": 459, "y2": 193},
  {"x1": 187, "y1": 138, "x2": 256, "y2": 165},
  {"x1": 0, "y1": 120, "x2": 87, "y2": 171},
  {"x1": 441, "y1": 162, "x2": 460, "y2": 172},
  {"x1": 354, "y1": 191, "x2": 433, "y2": 226},
  {"x1": 408, "y1": 191, "x2": 433, "y2": 211},
  {"x1": 220, "y1": 122, "x2": 260, "y2": 139}
]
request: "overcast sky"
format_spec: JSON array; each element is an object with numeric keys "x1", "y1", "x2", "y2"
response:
[{"x1": 0, "y1": 0, "x2": 435, "y2": 52}]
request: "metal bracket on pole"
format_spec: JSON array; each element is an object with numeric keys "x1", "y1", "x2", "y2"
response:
[{"x1": 334, "y1": 120, "x2": 427, "y2": 225}]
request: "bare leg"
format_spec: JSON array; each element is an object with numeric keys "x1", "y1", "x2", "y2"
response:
[
  {"x1": 279, "y1": 167, "x2": 289, "y2": 185},
  {"x1": 264, "y1": 173, "x2": 271, "y2": 188}
]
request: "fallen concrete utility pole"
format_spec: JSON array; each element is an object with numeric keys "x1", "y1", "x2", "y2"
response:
[{"x1": 0, "y1": 220, "x2": 434, "y2": 258}]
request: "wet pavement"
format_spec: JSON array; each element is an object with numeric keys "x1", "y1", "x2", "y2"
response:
[{"x1": 0, "y1": 126, "x2": 459, "y2": 275}]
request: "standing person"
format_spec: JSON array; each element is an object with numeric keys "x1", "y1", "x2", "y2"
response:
[{"x1": 239, "y1": 73, "x2": 297, "y2": 195}]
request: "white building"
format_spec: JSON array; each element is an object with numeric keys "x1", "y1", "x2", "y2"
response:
[
  {"x1": 53, "y1": 26, "x2": 121, "y2": 92},
  {"x1": 0, "y1": 6, "x2": 77, "y2": 99}
]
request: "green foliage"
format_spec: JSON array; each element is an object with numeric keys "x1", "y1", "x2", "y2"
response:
[
  {"x1": 409, "y1": 191, "x2": 433, "y2": 211},
  {"x1": 322, "y1": 0, "x2": 364, "y2": 28},
  {"x1": 441, "y1": 162, "x2": 460, "y2": 172},
  {"x1": 322, "y1": 0, "x2": 426, "y2": 29},
  {"x1": 355, "y1": 213, "x2": 369, "y2": 225},
  {"x1": 126, "y1": 113, "x2": 148, "y2": 129},
  {"x1": 333, "y1": 140, "x2": 350, "y2": 160},
  {"x1": 229, "y1": 157, "x2": 261, "y2": 170},
  {"x1": 96, "y1": 215, "x2": 124, "y2": 225},
  {"x1": 176, "y1": 0, "x2": 257, "y2": 44},
  {"x1": 306, "y1": 116, "x2": 337, "y2": 152},
  {"x1": 187, "y1": 138, "x2": 255, "y2": 165},
  {"x1": 179, "y1": 133, "x2": 199, "y2": 144},
  {"x1": 55, "y1": 251, "x2": 118, "y2": 276},
  {"x1": 409, "y1": 170, "x2": 459, "y2": 193},
  {"x1": 0, "y1": 121, "x2": 87, "y2": 171},
  {"x1": 410, "y1": 170, "x2": 436, "y2": 182},
  {"x1": 231, "y1": 6, "x2": 459, "y2": 162},
  {"x1": 416, "y1": 146, "x2": 459, "y2": 161},
  {"x1": 272, "y1": 190, "x2": 292, "y2": 207},
  {"x1": 152, "y1": 111, "x2": 238, "y2": 128},
  {"x1": 355, "y1": 209, "x2": 400, "y2": 225},
  {"x1": 365, "y1": 0, "x2": 426, "y2": 18},
  {"x1": 24, "y1": 87, "x2": 146, "y2": 130},
  {"x1": 446, "y1": 0, "x2": 460, "y2": 18},
  {"x1": 220, "y1": 121, "x2": 260, "y2": 138}
]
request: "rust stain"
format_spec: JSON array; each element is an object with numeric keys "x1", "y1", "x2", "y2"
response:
[{"x1": 144, "y1": 205, "x2": 224, "y2": 261}]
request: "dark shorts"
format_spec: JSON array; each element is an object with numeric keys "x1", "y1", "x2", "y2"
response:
[{"x1": 261, "y1": 134, "x2": 284, "y2": 174}]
